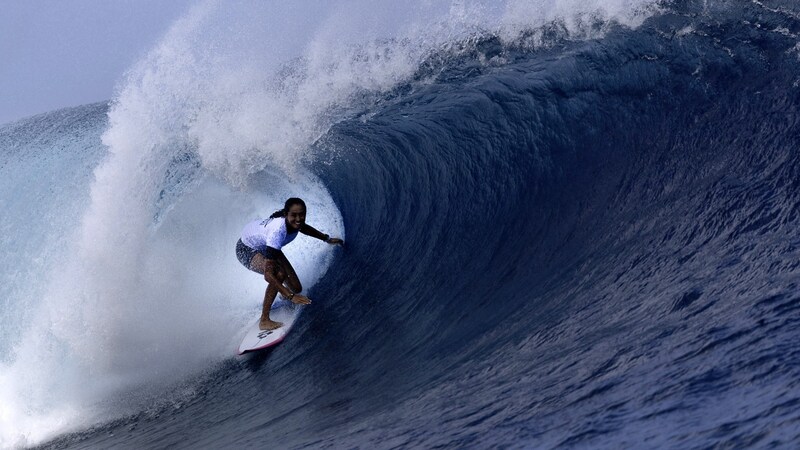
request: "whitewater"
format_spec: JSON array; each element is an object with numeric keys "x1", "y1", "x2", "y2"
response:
[{"x1": 2, "y1": 0, "x2": 800, "y2": 448}]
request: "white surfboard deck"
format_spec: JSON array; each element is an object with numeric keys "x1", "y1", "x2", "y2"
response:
[{"x1": 238, "y1": 299, "x2": 302, "y2": 355}]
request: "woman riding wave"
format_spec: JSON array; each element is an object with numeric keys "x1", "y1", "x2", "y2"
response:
[{"x1": 236, "y1": 197, "x2": 343, "y2": 330}]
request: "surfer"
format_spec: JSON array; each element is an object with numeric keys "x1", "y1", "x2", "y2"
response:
[{"x1": 236, "y1": 197, "x2": 343, "y2": 330}]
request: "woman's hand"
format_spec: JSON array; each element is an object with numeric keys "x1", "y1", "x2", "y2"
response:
[
  {"x1": 291, "y1": 294, "x2": 312, "y2": 305},
  {"x1": 326, "y1": 237, "x2": 344, "y2": 246}
]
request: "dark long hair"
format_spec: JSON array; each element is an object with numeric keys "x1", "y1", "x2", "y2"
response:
[{"x1": 270, "y1": 197, "x2": 306, "y2": 218}]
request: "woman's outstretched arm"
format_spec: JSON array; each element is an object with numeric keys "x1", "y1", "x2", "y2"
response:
[{"x1": 300, "y1": 223, "x2": 343, "y2": 245}]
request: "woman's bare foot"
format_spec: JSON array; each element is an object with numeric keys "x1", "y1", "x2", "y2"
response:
[{"x1": 259, "y1": 318, "x2": 283, "y2": 330}]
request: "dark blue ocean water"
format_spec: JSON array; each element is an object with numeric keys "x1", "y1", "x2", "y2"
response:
[{"x1": 6, "y1": 0, "x2": 800, "y2": 448}]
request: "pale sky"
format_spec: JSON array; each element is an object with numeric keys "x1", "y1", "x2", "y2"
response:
[{"x1": 0, "y1": 0, "x2": 197, "y2": 125}]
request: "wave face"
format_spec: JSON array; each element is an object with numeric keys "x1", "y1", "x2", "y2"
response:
[{"x1": 3, "y1": 0, "x2": 800, "y2": 448}]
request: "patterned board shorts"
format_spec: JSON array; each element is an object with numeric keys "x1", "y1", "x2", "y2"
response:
[{"x1": 236, "y1": 239, "x2": 268, "y2": 273}]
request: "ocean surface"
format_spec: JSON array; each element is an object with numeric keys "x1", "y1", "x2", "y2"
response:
[{"x1": 2, "y1": 0, "x2": 800, "y2": 448}]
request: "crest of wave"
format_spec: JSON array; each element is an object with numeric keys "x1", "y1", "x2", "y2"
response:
[{"x1": 106, "y1": 0, "x2": 661, "y2": 186}]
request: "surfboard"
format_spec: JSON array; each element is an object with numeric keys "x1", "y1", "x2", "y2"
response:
[{"x1": 238, "y1": 299, "x2": 302, "y2": 355}]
